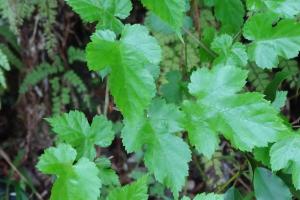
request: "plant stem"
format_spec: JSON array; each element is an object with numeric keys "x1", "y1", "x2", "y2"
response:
[
  {"x1": 183, "y1": 29, "x2": 217, "y2": 58},
  {"x1": 216, "y1": 170, "x2": 240, "y2": 193},
  {"x1": 192, "y1": 151, "x2": 207, "y2": 182},
  {"x1": 0, "y1": 148, "x2": 44, "y2": 200},
  {"x1": 103, "y1": 78, "x2": 109, "y2": 117}
]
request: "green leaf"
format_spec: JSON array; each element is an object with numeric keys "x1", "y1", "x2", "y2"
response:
[
  {"x1": 145, "y1": 12, "x2": 193, "y2": 35},
  {"x1": 65, "y1": 0, "x2": 102, "y2": 22},
  {"x1": 183, "y1": 65, "x2": 287, "y2": 158},
  {"x1": 272, "y1": 91, "x2": 288, "y2": 111},
  {"x1": 181, "y1": 193, "x2": 224, "y2": 200},
  {"x1": 194, "y1": 193, "x2": 224, "y2": 200},
  {"x1": 46, "y1": 111, "x2": 114, "y2": 159},
  {"x1": 107, "y1": 176, "x2": 148, "y2": 200},
  {"x1": 65, "y1": 0, "x2": 132, "y2": 32},
  {"x1": 141, "y1": 0, "x2": 185, "y2": 33},
  {"x1": 86, "y1": 25, "x2": 161, "y2": 120},
  {"x1": 211, "y1": 34, "x2": 248, "y2": 67},
  {"x1": 247, "y1": 0, "x2": 300, "y2": 18},
  {"x1": 68, "y1": 46, "x2": 86, "y2": 64},
  {"x1": 264, "y1": 70, "x2": 290, "y2": 101},
  {"x1": 182, "y1": 101, "x2": 219, "y2": 159},
  {"x1": 243, "y1": 13, "x2": 300, "y2": 68},
  {"x1": 160, "y1": 70, "x2": 183, "y2": 104},
  {"x1": 122, "y1": 99, "x2": 191, "y2": 197},
  {"x1": 270, "y1": 134, "x2": 300, "y2": 189},
  {"x1": 95, "y1": 157, "x2": 120, "y2": 186},
  {"x1": 254, "y1": 167, "x2": 292, "y2": 200},
  {"x1": 224, "y1": 187, "x2": 243, "y2": 200},
  {"x1": 246, "y1": 0, "x2": 265, "y2": 11},
  {"x1": 0, "y1": 48, "x2": 10, "y2": 88},
  {"x1": 0, "y1": 48, "x2": 10, "y2": 71},
  {"x1": 253, "y1": 147, "x2": 271, "y2": 167},
  {"x1": 36, "y1": 144, "x2": 101, "y2": 200},
  {"x1": 203, "y1": 0, "x2": 215, "y2": 7},
  {"x1": 214, "y1": 0, "x2": 245, "y2": 34},
  {"x1": 0, "y1": 70, "x2": 6, "y2": 89},
  {"x1": 199, "y1": 27, "x2": 217, "y2": 63}
]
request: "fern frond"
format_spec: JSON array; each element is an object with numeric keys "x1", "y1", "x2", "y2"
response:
[
  {"x1": 0, "y1": 48, "x2": 10, "y2": 89},
  {"x1": 0, "y1": 0, "x2": 36, "y2": 34},
  {"x1": 279, "y1": 60, "x2": 300, "y2": 89},
  {"x1": 37, "y1": 0, "x2": 58, "y2": 56},
  {"x1": 247, "y1": 63, "x2": 270, "y2": 91},
  {"x1": 0, "y1": 44, "x2": 22, "y2": 69},
  {"x1": 50, "y1": 77, "x2": 61, "y2": 115},
  {"x1": 67, "y1": 46, "x2": 86, "y2": 64},
  {"x1": 19, "y1": 63, "x2": 58, "y2": 94},
  {"x1": 0, "y1": 25, "x2": 20, "y2": 51},
  {"x1": 63, "y1": 70, "x2": 91, "y2": 110},
  {"x1": 154, "y1": 32, "x2": 200, "y2": 83}
]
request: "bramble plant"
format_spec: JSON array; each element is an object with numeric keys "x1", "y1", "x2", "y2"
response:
[{"x1": 36, "y1": 0, "x2": 300, "y2": 199}]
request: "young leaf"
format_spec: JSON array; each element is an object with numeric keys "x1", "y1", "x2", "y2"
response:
[
  {"x1": 214, "y1": 0, "x2": 245, "y2": 34},
  {"x1": 36, "y1": 144, "x2": 101, "y2": 200},
  {"x1": 211, "y1": 34, "x2": 248, "y2": 67},
  {"x1": 243, "y1": 13, "x2": 300, "y2": 68},
  {"x1": 140, "y1": 0, "x2": 185, "y2": 33},
  {"x1": 183, "y1": 65, "x2": 287, "y2": 158},
  {"x1": 95, "y1": 157, "x2": 120, "y2": 186},
  {"x1": 86, "y1": 25, "x2": 161, "y2": 120},
  {"x1": 107, "y1": 176, "x2": 148, "y2": 200},
  {"x1": 65, "y1": 0, "x2": 132, "y2": 33},
  {"x1": 247, "y1": 0, "x2": 300, "y2": 18},
  {"x1": 254, "y1": 167, "x2": 292, "y2": 200},
  {"x1": 46, "y1": 111, "x2": 114, "y2": 159},
  {"x1": 270, "y1": 134, "x2": 300, "y2": 189},
  {"x1": 122, "y1": 99, "x2": 191, "y2": 197}
]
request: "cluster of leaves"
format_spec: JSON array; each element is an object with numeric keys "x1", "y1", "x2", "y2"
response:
[{"x1": 36, "y1": 0, "x2": 300, "y2": 199}]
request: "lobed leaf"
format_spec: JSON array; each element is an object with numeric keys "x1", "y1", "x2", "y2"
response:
[
  {"x1": 211, "y1": 34, "x2": 248, "y2": 67},
  {"x1": 243, "y1": 13, "x2": 300, "y2": 68},
  {"x1": 65, "y1": 0, "x2": 132, "y2": 32},
  {"x1": 37, "y1": 144, "x2": 101, "y2": 200},
  {"x1": 86, "y1": 25, "x2": 161, "y2": 121},
  {"x1": 122, "y1": 99, "x2": 191, "y2": 198},
  {"x1": 247, "y1": 0, "x2": 300, "y2": 18},
  {"x1": 107, "y1": 176, "x2": 148, "y2": 200},
  {"x1": 141, "y1": 0, "x2": 185, "y2": 34},
  {"x1": 183, "y1": 65, "x2": 287, "y2": 158},
  {"x1": 270, "y1": 134, "x2": 300, "y2": 189},
  {"x1": 47, "y1": 110, "x2": 114, "y2": 159}
]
